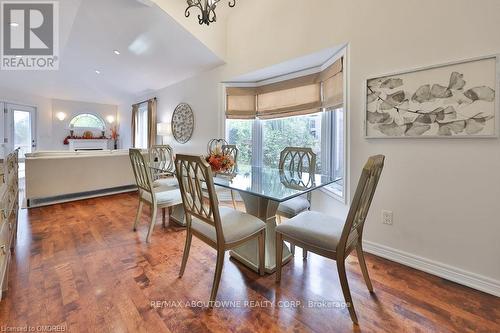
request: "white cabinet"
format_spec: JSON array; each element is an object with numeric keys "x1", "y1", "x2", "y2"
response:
[{"x1": 0, "y1": 149, "x2": 19, "y2": 300}]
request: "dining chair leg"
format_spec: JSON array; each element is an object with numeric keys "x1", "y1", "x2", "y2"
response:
[
  {"x1": 258, "y1": 230, "x2": 265, "y2": 276},
  {"x1": 146, "y1": 203, "x2": 157, "y2": 243},
  {"x1": 337, "y1": 259, "x2": 358, "y2": 324},
  {"x1": 356, "y1": 243, "x2": 373, "y2": 292},
  {"x1": 230, "y1": 190, "x2": 237, "y2": 209},
  {"x1": 275, "y1": 232, "x2": 284, "y2": 282},
  {"x1": 133, "y1": 200, "x2": 144, "y2": 231},
  {"x1": 179, "y1": 229, "x2": 192, "y2": 278},
  {"x1": 209, "y1": 250, "x2": 225, "y2": 306},
  {"x1": 303, "y1": 249, "x2": 308, "y2": 259},
  {"x1": 162, "y1": 208, "x2": 166, "y2": 228}
]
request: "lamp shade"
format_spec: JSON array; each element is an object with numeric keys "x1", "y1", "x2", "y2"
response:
[{"x1": 157, "y1": 122, "x2": 171, "y2": 136}]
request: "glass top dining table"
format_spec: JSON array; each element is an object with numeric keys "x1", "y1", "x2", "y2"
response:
[
  {"x1": 212, "y1": 165, "x2": 337, "y2": 203},
  {"x1": 150, "y1": 162, "x2": 339, "y2": 274}
]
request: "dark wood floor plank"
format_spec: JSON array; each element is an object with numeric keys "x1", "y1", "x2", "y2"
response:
[{"x1": 1, "y1": 192, "x2": 499, "y2": 333}]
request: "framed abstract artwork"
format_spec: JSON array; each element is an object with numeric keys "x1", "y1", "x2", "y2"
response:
[{"x1": 365, "y1": 55, "x2": 498, "y2": 138}]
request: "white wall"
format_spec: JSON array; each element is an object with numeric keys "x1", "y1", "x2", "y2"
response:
[
  {"x1": 146, "y1": 0, "x2": 500, "y2": 293},
  {"x1": 151, "y1": 0, "x2": 228, "y2": 59},
  {"x1": 51, "y1": 99, "x2": 118, "y2": 150},
  {"x1": 227, "y1": 0, "x2": 500, "y2": 287},
  {"x1": 0, "y1": 89, "x2": 119, "y2": 151},
  {"x1": 127, "y1": 67, "x2": 224, "y2": 155}
]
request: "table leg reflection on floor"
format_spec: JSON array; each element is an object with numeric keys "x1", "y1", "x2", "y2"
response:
[{"x1": 230, "y1": 191, "x2": 292, "y2": 274}]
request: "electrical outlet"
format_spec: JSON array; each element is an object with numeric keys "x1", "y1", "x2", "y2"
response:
[{"x1": 382, "y1": 210, "x2": 393, "y2": 225}]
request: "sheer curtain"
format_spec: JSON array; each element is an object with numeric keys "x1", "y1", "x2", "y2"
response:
[{"x1": 132, "y1": 98, "x2": 157, "y2": 149}]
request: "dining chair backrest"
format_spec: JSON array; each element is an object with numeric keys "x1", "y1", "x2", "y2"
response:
[
  {"x1": 129, "y1": 149, "x2": 154, "y2": 195},
  {"x1": 279, "y1": 147, "x2": 316, "y2": 175},
  {"x1": 279, "y1": 169, "x2": 315, "y2": 191},
  {"x1": 338, "y1": 155, "x2": 385, "y2": 257},
  {"x1": 175, "y1": 154, "x2": 224, "y2": 243},
  {"x1": 150, "y1": 145, "x2": 174, "y2": 176},
  {"x1": 221, "y1": 145, "x2": 238, "y2": 174},
  {"x1": 207, "y1": 138, "x2": 228, "y2": 154}
]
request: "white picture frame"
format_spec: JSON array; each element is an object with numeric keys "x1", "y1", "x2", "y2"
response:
[{"x1": 364, "y1": 55, "x2": 499, "y2": 139}]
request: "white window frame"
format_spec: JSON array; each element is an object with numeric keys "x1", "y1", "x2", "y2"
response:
[
  {"x1": 319, "y1": 106, "x2": 346, "y2": 202},
  {"x1": 68, "y1": 113, "x2": 106, "y2": 130}
]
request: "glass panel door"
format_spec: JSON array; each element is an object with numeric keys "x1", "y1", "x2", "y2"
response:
[
  {"x1": 5, "y1": 104, "x2": 36, "y2": 160},
  {"x1": 14, "y1": 110, "x2": 33, "y2": 157}
]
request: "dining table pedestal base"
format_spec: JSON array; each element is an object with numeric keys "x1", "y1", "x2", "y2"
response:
[
  {"x1": 230, "y1": 192, "x2": 293, "y2": 274},
  {"x1": 169, "y1": 205, "x2": 186, "y2": 227}
]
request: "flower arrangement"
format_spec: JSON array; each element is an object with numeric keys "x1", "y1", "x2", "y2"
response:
[
  {"x1": 110, "y1": 125, "x2": 119, "y2": 140},
  {"x1": 206, "y1": 147, "x2": 235, "y2": 173}
]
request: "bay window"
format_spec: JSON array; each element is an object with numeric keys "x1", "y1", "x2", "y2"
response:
[{"x1": 225, "y1": 55, "x2": 346, "y2": 200}]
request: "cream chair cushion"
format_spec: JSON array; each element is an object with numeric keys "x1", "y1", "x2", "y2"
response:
[
  {"x1": 276, "y1": 211, "x2": 345, "y2": 252},
  {"x1": 191, "y1": 207, "x2": 265, "y2": 244},
  {"x1": 141, "y1": 188, "x2": 182, "y2": 206},
  {"x1": 277, "y1": 196, "x2": 310, "y2": 216},
  {"x1": 153, "y1": 177, "x2": 179, "y2": 188}
]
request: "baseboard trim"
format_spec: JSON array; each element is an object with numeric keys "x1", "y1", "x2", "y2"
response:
[
  {"x1": 26, "y1": 185, "x2": 137, "y2": 208},
  {"x1": 362, "y1": 240, "x2": 500, "y2": 297}
]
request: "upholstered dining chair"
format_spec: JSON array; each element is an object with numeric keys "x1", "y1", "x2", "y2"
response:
[
  {"x1": 275, "y1": 155, "x2": 385, "y2": 324},
  {"x1": 149, "y1": 145, "x2": 178, "y2": 189},
  {"x1": 276, "y1": 147, "x2": 316, "y2": 258},
  {"x1": 216, "y1": 144, "x2": 239, "y2": 209},
  {"x1": 175, "y1": 154, "x2": 266, "y2": 305},
  {"x1": 129, "y1": 149, "x2": 183, "y2": 243}
]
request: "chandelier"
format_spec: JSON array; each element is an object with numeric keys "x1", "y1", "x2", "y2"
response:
[{"x1": 185, "y1": 0, "x2": 236, "y2": 26}]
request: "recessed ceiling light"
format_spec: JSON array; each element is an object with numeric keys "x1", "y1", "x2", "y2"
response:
[
  {"x1": 113, "y1": 50, "x2": 120, "y2": 55},
  {"x1": 10, "y1": 22, "x2": 19, "y2": 27},
  {"x1": 95, "y1": 70, "x2": 101, "y2": 74}
]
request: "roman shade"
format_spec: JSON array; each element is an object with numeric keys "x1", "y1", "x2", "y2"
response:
[
  {"x1": 256, "y1": 73, "x2": 321, "y2": 119},
  {"x1": 320, "y1": 58, "x2": 343, "y2": 109},
  {"x1": 225, "y1": 57, "x2": 344, "y2": 119},
  {"x1": 226, "y1": 87, "x2": 257, "y2": 119}
]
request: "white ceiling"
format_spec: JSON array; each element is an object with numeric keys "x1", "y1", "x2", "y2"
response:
[
  {"x1": 228, "y1": 46, "x2": 343, "y2": 83},
  {"x1": 0, "y1": 0, "x2": 224, "y2": 105}
]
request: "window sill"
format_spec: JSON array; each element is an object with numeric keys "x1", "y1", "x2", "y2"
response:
[{"x1": 320, "y1": 185, "x2": 346, "y2": 205}]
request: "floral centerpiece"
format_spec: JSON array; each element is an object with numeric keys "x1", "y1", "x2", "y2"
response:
[
  {"x1": 206, "y1": 146, "x2": 235, "y2": 173},
  {"x1": 110, "y1": 125, "x2": 119, "y2": 149}
]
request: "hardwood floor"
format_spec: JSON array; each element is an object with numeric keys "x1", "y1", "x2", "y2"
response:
[{"x1": 1, "y1": 193, "x2": 499, "y2": 333}]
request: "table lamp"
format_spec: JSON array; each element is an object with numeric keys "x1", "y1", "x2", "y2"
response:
[{"x1": 157, "y1": 122, "x2": 171, "y2": 145}]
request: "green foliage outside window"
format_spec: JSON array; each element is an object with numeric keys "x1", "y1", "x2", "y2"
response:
[
  {"x1": 227, "y1": 120, "x2": 252, "y2": 166},
  {"x1": 227, "y1": 113, "x2": 322, "y2": 171},
  {"x1": 262, "y1": 114, "x2": 321, "y2": 170}
]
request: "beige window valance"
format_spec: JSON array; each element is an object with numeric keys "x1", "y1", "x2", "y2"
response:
[
  {"x1": 320, "y1": 57, "x2": 343, "y2": 109},
  {"x1": 226, "y1": 87, "x2": 257, "y2": 119},
  {"x1": 225, "y1": 57, "x2": 343, "y2": 120}
]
